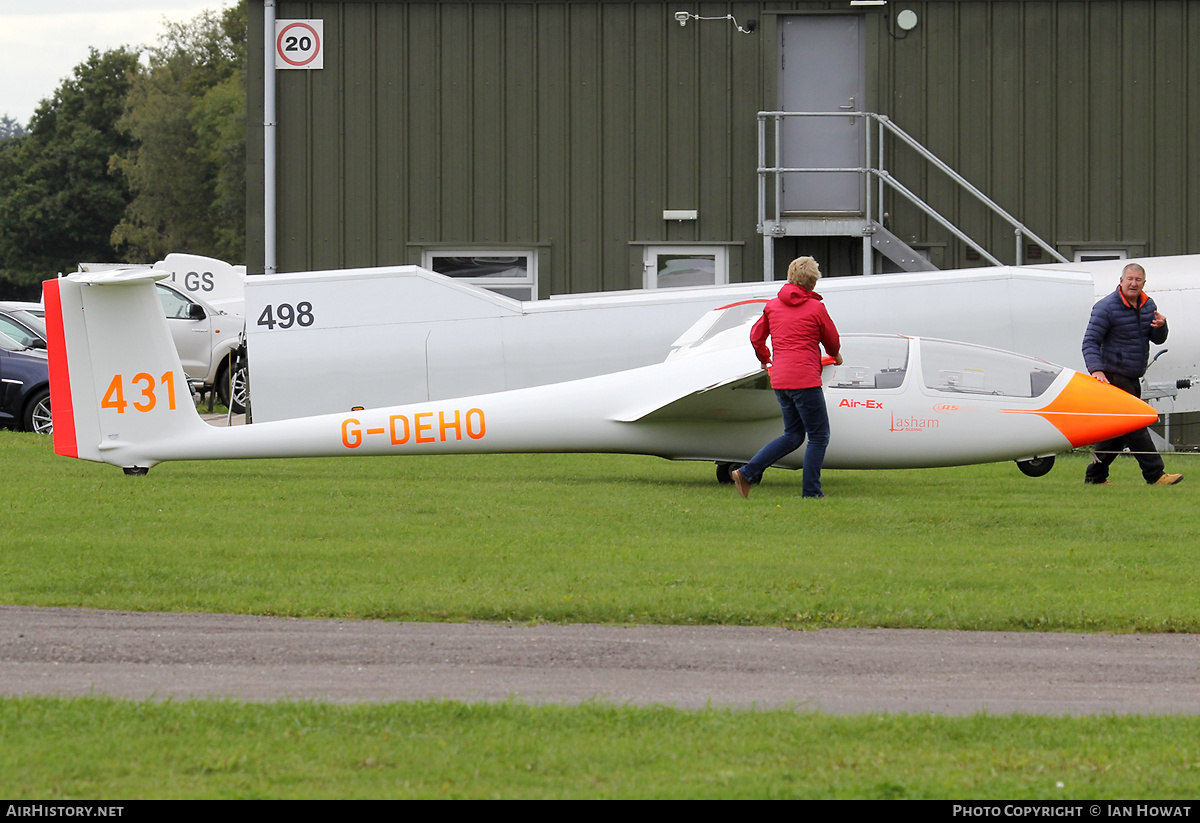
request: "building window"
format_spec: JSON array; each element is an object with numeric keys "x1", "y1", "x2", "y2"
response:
[
  {"x1": 642, "y1": 246, "x2": 729, "y2": 289},
  {"x1": 1073, "y1": 249, "x2": 1128, "y2": 263},
  {"x1": 423, "y1": 250, "x2": 538, "y2": 301}
]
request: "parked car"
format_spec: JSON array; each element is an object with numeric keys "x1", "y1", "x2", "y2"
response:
[
  {"x1": 0, "y1": 300, "x2": 44, "y2": 317},
  {"x1": 0, "y1": 302, "x2": 48, "y2": 350},
  {"x1": 154, "y1": 280, "x2": 247, "y2": 412},
  {"x1": 0, "y1": 331, "x2": 51, "y2": 433}
]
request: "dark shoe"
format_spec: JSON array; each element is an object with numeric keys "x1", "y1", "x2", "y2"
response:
[
  {"x1": 732, "y1": 469, "x2": 751, "y2": 499},
  {"x1": 1153, "y1": 473, "x2": 1183, "y2": 485}
]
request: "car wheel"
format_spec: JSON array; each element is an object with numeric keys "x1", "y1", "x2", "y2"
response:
[
  {"x1": 1016, "y1": 455, "x2": 1055, "y2": 477},
  {"x1": 216, "y1": 359, "x2": 247, "y2": 414},
  {"x1": 24, "y1": 388, "x2": 52, "y2": 434}
]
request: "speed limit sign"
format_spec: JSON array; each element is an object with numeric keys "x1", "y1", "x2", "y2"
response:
[{"x1": 275, "y1": 20, "x2": 324, "y2": 69}]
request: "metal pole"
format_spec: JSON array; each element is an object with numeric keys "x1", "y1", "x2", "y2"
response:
[
  {"x1": 773, "y1": 115, "x2": 783, "y2": 231},
  {"x1": 878, "y1": 117, "x2": 885, "y2": 235},
  {"x1": 863, "y1": 114, "x2": 872, "y2": 276},
  {"x1": 758, "y1": 114, "x2": 769, "y2": 279},
  {"x1": 264, "y1": 0, "x2": 278, "y2": 275}
]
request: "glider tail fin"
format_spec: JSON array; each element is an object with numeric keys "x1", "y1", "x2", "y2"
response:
[{"x1": 43, "y1": 271, "x2": 206, "y2": 468}]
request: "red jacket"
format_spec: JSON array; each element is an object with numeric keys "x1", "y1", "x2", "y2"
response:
[{"x1": 750, "y1": 284, "x2": 841, "y2": 389}]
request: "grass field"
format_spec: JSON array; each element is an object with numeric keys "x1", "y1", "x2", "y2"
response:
[
  {"x1": 4, "y1": 430, "x2": 1198, "y2": 798},
  {"x1": 5, "y1": 431, "x2": 1197, "y2": 631}
]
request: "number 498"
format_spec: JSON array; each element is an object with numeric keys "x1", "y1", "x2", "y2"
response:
[{"x1": 257, "y1": 302, "x2": 314, "y2": 330}]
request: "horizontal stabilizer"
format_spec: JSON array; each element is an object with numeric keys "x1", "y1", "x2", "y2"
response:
[{"x1": 74, "y1": 268, "x2": 165, "y2": 286}]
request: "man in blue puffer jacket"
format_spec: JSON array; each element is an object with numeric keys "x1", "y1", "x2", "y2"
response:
[{"x1": 1082, "y1": 262, "x2": 1181, "y2": 485}]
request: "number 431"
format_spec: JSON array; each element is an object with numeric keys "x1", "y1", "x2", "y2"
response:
[{"x1": 102, "y1": 372, "x2": 177, "y2": 413}]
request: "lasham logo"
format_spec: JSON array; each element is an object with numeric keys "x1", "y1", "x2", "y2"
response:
[
  {"x1": 890, "y1": 412, "x2": 939, "y2": 432},
  {"x1": 839, "y1": 399, "x2": 884, "y2": 409}
]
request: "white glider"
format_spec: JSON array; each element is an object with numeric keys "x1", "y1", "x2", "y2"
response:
[{"x1": 44, "y1": 271, "x2": 1158, "y2": 477}]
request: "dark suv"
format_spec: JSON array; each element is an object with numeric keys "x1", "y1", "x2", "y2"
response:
[{"x1": 0, "y1": 331, "x2": 51, "y2": 433}]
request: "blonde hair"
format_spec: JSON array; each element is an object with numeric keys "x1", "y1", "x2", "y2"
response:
[{"x1": 786, "y1": 257, "x2": 821, "y2": 290}]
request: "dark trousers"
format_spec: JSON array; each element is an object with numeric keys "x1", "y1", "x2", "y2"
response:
[
  {"x1": 738, "y1": 387, "x2": 830, "y2": 498},
  {"x1": 1084, "y1": 372, "x2": 1164, "y2": 484}
]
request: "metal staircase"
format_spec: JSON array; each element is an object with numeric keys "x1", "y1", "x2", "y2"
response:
[
  {"x1": 756, "y1": 111, "x2": 1068, "y2": 277},
  {"x1": 866, "y1": 222, "x2": 939, "y2": 272}
]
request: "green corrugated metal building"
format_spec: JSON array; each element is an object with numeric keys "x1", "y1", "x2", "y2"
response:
[{"x1": 247, "y1": 0, "x2": 1200, "y2": 294}]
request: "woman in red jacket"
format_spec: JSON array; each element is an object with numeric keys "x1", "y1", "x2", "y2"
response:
[{"x1": 732, "y1": 257, "x2": 842, "y2": 499}]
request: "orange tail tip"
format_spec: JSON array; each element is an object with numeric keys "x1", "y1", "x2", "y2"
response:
[{"x1": 1015, "y1": 372, "x2": 1159, "y2": 448}]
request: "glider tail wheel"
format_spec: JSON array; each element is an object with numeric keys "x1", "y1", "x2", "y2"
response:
[{"x1": 1016, "y1": 455, "x2": 1055, "y2": 477}]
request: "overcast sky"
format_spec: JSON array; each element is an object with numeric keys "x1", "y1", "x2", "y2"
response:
[{"x1": 0, "y1": 0, "x2": 228, "y2": 127}]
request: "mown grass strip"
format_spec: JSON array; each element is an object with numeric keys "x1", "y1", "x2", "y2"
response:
[{"x1": 2, "y1": 697, "x2": 1199, "y2": 799}]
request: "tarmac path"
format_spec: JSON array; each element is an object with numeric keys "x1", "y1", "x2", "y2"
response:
[{"x1": 3, "y1": 606, "x2": 1199, "y2": 714}]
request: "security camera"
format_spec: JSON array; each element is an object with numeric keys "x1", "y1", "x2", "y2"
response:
[{"x1": 675, "y1": 11, "x2": 689, "y2": 26}]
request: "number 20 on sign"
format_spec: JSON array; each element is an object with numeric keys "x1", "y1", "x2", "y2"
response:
[{"x1": 275, "y1": 20, "x2": 324, "y2": 70}]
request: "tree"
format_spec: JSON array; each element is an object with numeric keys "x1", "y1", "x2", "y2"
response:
[
  {"x1": 0, "y1": 115, "x2": 25, "y2": 141},
  {"x1": 0, "y1": 48, "x2": 140, "y2": 285},
  {"x1": 111, "y1": 1, "x2": 246, "y2": 264}
]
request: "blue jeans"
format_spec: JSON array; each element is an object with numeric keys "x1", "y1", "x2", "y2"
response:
[{"x1": 738, "y1": 388, "x2": 830, "y2": 498}]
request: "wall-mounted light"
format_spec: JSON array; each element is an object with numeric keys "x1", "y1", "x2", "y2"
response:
[
  {"x1": 897, "y1": 9, "x2": 919, "y2": 31},
  {"x1": 672, "y1": 12, "x2": 756, "y2": 34},
  {"x1": 849, "y1": 1, "x2": 887, "y2": 6}
]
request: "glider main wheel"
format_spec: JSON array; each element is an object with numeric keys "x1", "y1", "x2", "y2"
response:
[
  {"x1": 1016, "y1": 455, "x2": 1055, "y2": 477},
  {"x1": 123, "y1": 467, "x2": 150, "y2": 476},
  {"x1": 716, "y1": 462, "x2": 736, "y2": 485}
]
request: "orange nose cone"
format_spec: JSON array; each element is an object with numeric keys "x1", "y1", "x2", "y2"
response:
[{"x1": 1030, "y1": 372, "x2": 1160, "y2": 447}]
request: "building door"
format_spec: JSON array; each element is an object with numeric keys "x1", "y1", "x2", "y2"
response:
[{"x1": 778, "y1": 15, "x2": 866, "y2": 214}]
